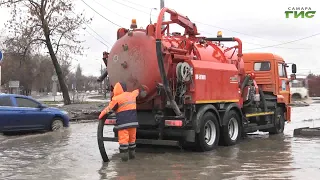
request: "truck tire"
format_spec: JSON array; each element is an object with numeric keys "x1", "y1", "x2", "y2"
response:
[
  {"x1": 220, "y1": 110, "x2": 241, "y2": 146},
  {"x1": 269, "y1": 107, "x2": 285, "y2": 134},
  {"x1": 196, "y1": 112, "x2": 220, "y2": 151}
]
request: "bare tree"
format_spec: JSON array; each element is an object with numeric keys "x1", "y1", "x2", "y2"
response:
[
  {"x1": 1, "y1": 0, "x2": 92, "y2": 105},
  {"x1": 33, "y1": 54, "x2": 55, "y2": 92},
  {"x1": 1, "y1": 52, "x2": 36, "y2": 95}
]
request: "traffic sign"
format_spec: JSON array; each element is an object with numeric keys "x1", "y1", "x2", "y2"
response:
[
  {"x1": 0, "y1": 50, "x2": 3, "y2": 63},
  {"x1": 52, "y1": 75, "x2": 58, "y2": 82}
]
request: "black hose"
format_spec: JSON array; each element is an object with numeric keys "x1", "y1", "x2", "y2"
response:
[
  {"x1": 259, "y1": 88, "x2": 268, "y2": 111},
  {"x1": 97, "y1": 70, "x2": 108, "y2": 82},
  {"x1": 156, "y1": 39, "x2": 182, "y2": 116},
  {"x1": 240, "y1": 75, "x2": 250, "y2": 92},
  {"x1": 97, "y1": 119, "x2": 109, "y2": 162}
]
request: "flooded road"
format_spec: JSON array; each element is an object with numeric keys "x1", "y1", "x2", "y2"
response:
[{"x1": 1, "y1": 104, "x2": 320, "y2": 180}]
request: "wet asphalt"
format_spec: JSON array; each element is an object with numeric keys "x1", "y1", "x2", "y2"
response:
[{"x1": 1, "y1": 104, "x2": 320, "y2": 180}]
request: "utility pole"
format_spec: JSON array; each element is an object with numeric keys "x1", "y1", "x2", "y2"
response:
[
  {"x1": 160, "y1": 0, "x2": 165, "y2": 30},
  {"x1": 149, "y1": 8, "x2": 157, "y2": 24},
  {"x1": 103, "y1": 75, "x2": 107, "y2": 98},
  {"x1": 100, "y1": 63, "x2": 103, "y2": 94}
]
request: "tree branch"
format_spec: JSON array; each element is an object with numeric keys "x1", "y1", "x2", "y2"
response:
[
  {"x1": 54, "y1": 27, "x2": 73, "y2": 54},
  {"x1": 22, "y1": 38, "x2": 46, "y2": 57},
  {"x1": 0, "y1": 0, "x2": 24, "y2": 5},
  {"x1": 27, "y1": 0, "x2": 39, "y2": 9}
]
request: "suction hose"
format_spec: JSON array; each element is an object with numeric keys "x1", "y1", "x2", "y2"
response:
[
  {"x1": 97, "y1": 70, "x2": 108, "y2": 82},
  {"x1": 155, "y1": 7, "x2": 182, "y2": 116}
]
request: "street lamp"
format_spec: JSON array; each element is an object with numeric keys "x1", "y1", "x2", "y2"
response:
[{"x1": 150, "y1": 8, "x2": 157, "y2": 24}]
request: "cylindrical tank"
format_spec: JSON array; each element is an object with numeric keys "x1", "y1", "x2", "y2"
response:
[
  {"x1": 107, "y1": 30, "x2": 244, "y2": 104},
  {"x1": 107, "y1": 30, "x2": 164, "y2": 103}
]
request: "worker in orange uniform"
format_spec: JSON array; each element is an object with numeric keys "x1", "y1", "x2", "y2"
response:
[{"x1": 99, "y1": 82, "x2": 146, "y2": 161}]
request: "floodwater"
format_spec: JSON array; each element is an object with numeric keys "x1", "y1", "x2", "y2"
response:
[{"x1": 1, "y1": 104, "x2": 320, "y2": 180}]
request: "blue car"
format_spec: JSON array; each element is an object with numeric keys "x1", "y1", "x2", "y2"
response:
[{"x1": 0, "y1": 94, "x2": 69, "y2": 133}]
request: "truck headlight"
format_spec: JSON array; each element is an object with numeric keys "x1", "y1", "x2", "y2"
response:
[{"x1": 62, "y1": 111, "x2": 68, "y2": 115}]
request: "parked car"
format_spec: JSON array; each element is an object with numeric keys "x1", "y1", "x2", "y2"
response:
[{"x1": 0, "y1": 94, "x2": 69, "y2": 133}]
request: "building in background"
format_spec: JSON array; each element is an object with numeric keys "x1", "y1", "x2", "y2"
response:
[{"x1": 306, "y1": 74, "x2": 320, "y2": 97}]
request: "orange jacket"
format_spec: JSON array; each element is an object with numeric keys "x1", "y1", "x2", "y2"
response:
[{"x1": 100, "y1": 82, "x2": 139, "y2": 130}]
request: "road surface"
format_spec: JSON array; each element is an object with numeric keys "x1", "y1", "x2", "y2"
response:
[{"x1": 1, "y1": 104, "x2": 320, "y2": 180}]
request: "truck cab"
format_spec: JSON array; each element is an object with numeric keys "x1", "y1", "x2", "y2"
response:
[{"x1": 242, "y1": 52, "x2": 296, "y2": 121}]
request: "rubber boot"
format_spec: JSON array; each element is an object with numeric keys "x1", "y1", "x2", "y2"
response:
[
  {"x1": 129, "y1": 147, "x2": 136, "y2": 159},
  {"x1": 119, "y1": 148, "x2": 129, "y2": 162}
]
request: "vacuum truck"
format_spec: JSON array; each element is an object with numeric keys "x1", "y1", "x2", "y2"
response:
[{"x1": 97, "y1": 7, "x2": 297, "y2": 161}]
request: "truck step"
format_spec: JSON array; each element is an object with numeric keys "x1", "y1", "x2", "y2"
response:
[
  {"x1": 102, "y1": 137, "x2": 180, "y2": 146},
  {"x1": 243, "y1": 124, "x2": 274, "y2": 133}
]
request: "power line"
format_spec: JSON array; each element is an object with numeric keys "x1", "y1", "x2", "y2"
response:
[
  {"x1": 115, "y1": 0, "x2": 275, "y2": 41},
  {"x1": 84, "y1": 24, "x2": 111, "y2": 47},
  {"x1": 80, "y1": 0, "x2": 122, "y2": 28},
  {"x1": 121, "y1": 0, "x2": 151, "y2": 10},
  {"x1": 244, "y1": 33, "x2": 320, "y2": 51},
  {"x1": 83, "y1": 1, "x2": 317, "y2": 51},
  {"x1": 84, "y1": 27, "x2": 110, "y2": 48},
  {"x1": 119, "y1": 0, "x2": 318, "y2": 48},
  {"x1": 110, "y1": 0, "x2": 150, "y2": 14},
  {"x1": 92, "y1": 0, "x2": 131, "y2": 20},
  {"x1": 195, "y1": 21, "x2": 278, "y2": 42},
  {"x1": 198, "y1": 30, "x2": 312, "y2": 50},
  {"x1": 89, "y1": 1, "x2": 273, "y2": 48},
  {"x1": 124, "y1": 0, "x2": 151, "y2": 10},
  {"x1": 70, "y1": 9, "x2": 112, "y2": 47}
]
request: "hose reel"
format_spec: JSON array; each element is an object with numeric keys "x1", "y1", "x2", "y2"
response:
[{"x1": 176, "y1": 62, "x2": 193, "y2": 82}]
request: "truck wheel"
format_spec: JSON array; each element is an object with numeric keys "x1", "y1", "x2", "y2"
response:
[
  {"x1": 220, "y1": 110, "x2": 241, "y2": 146},
  {"x1": 269, "y1": 108, "x2": 285, "y2": 134},
  {"x1": 196, "y1": 112, "x2": 220, "y2": 151}
]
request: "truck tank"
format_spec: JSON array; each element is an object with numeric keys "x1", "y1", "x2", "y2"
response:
[
  {"x1": 107, "y1": 30, "x2": 161, "y2": 103},
  {"x1": 107, "y1": 9, "x2": 245, "y2": 107},
  {"x1": 97, "y1": 8, "x2": 294, "y2": 161}
]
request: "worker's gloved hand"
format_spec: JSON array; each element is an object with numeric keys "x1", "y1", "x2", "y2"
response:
[
  {"x1": 138, "y1": 85, "x2": 147, "y2": 98},
  {"x1": 139, "y1": 91, "x2": 147, "y2": 98},
  {"x1": 99, "y1": 110, "x2": 110, "y2": 120}
]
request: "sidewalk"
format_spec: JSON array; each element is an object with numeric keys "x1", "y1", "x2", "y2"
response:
[{"x1": 34, "y1": 94, "x2": 110, "y2": 104}]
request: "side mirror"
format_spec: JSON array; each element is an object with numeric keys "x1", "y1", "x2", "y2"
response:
[
  {"x1": 292, "y1": 64, "x2": 297, "y2": 74},
  {"x1": 38, "y1": 104, "x2": 46, "y2": 109}
]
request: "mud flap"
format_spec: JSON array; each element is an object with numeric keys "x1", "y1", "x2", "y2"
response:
[{"x1": 286, "y1": 106, "x2": 291, "y2": 122}]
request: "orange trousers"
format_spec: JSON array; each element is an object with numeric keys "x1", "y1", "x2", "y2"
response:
[{"x1": 118, "y1": 128, "x2": 137, "y2": 150}]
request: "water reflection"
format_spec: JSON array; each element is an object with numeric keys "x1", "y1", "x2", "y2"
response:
[
  {"x1": 1, "y1": 113, "x2": 320, "y2": 180},
  {"x1": 0, "y1": 130, "x2": 72, "y2": 180},
  {"x1": 98, "y1": 134, "x2": 294, "y2": 180}
]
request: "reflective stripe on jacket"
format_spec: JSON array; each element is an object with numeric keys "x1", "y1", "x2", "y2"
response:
[{"x1": 104, "y1": 82, "x2": 139, "y2": 130}]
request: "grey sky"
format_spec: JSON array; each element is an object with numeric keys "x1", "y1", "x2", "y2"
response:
[{"x1": 0, "y1": 0, "x2": 319, "y2": 76}]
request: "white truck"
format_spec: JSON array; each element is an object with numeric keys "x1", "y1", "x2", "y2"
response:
[{"x1": 290, "y1": 75, "x2": 309, "y2": 100}]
